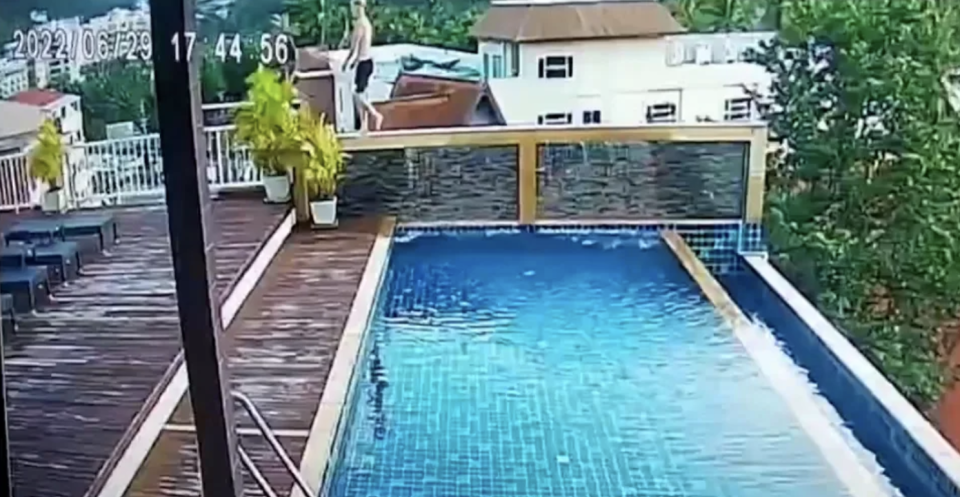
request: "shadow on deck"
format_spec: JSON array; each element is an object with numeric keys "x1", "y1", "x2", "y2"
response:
[
  {"x1": 125, "y1": 219, "x2": 379, "y2": 496},
  {"x1": 1, "y1": 196, "x2": 289, "y2": 497}
]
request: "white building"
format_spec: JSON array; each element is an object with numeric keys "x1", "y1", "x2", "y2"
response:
[
  {"x1": 0, "y1": 59, "x2": 30, "y2": 98},
  {"x1": 10, "y1": 89, "x2": 85, "y2": 146},
  {"x1": 471, "y1": 0, "x2": 773, "y2": 125}
]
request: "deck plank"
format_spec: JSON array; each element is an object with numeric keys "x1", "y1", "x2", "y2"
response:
[
  {"x1": 1, "y1": 197, "x2": 288, "y2": 497},
  {"x1": 126, "y1": 220, "x2": 378, "y2": 496}
]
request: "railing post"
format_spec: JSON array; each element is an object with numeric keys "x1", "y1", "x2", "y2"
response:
[
  {"x1": 149, "y1": 0, "x2": 245, "y2": 495},
  {"x1": 744, "y1": 127, "x2": 768, "y2": 223},
  {"x1": 518, "y1": 139, "x2": 538, "y2": 224},
  {"x1": 293, "y1": 166, "x2": 310, "y2": 225}
]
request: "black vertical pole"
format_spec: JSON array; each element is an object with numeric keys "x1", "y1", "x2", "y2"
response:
[
  {"x1": 147, "y1": 1, "x2": 244, "y2": 496},
  {"x1": 0, "y1": 326, "x2": 11, "y2": 497}
]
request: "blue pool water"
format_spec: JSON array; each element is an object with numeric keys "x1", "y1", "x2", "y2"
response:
[{"x1": 328, "y1": 231, "x2": 870, "y2": 497}]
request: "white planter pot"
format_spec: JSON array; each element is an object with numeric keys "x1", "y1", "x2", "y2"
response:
[
  {"x1": 262, "y1": 174, "x2": 291, "y2": 203},
  {"x1": 41, "y1": 188, "x2": 67, "y2": 213},
  {"x1": 310, "y1": 196, "x2": 339, "y2": 228}
]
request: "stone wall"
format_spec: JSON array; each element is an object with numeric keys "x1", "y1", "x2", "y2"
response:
[
  {"x1": 537, "y1": 141, "x2": 748, "y2": 219},
  {"x1": 339, "y1": 145, "x2": 519, "y2": 222},
  {"x1": 339, "y1": 141, "x2": 749, "y2": 222}
]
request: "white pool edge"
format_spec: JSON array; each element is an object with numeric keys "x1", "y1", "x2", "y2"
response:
[
  {"x1": 292, "y1": 216, "x2": 397, "y2": 497},
  {"x1": 94, "y1": 208, "x2": 297, "y2": 497},
  {"x1": 744, "y1": 255, "x2": 960, "y2": 491}
]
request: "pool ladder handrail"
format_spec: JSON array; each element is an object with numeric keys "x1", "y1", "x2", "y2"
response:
[{"x1": 231, "y1": 390, "x2": 315, "y2": 497}]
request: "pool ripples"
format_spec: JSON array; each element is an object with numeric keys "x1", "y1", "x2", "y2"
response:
[{"x1": 328, "y1": 232, "x2": 882, "y2": 497}]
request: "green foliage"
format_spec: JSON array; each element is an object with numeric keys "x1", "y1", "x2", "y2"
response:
[
  {"x1": 29, "y1": 120, "x2": 65, "y2": 188},
  {"x1": 51, "y1": 61, "x2": 157, "y2": 140},
  {"x1": 752, "y1": 0, "x2": 960, "y2": 407},
  {"x1": 284, "y1": 0, "x2": 481, "y2": 52},
  {"x1": 663, "y1": 0, "x2": 769, "y2": 32},
  {"x1": 296, "y1": 109, "x2": 347, "y2": 200},
  {"x1": 233, "y1": 67, "x2": 300, "y2": 177}
]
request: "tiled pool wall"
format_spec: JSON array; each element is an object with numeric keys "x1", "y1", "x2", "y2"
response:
[
  {"x1": 722, "y1": 262, "x2": 960, "y2": 497},
  {"x1": 393, "y1": 223, "x2": 765, "y2": 274},
  {"x1": 319, "y1": 257, "x2": 396, "y2": 497},
  {"x1": 339, "y1": 141, "x2": 749, "y2": 223}
]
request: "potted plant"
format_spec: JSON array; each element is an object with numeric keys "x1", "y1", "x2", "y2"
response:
[
  {"x1": 30, "y1": 119, "x2": 68, "y2": 213},
  {"x1": 234, "y1": 67, "x2": 300, "y2": 203},
  {"x1": 297, "y1": 108, "x2": 347, "y2": 227}
]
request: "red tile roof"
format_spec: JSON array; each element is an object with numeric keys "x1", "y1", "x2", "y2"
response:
[
  {"x1": 10, "y1": 89, "x2": 67, "y2": 107},
  {"x1": 374, "y1": 74, "x2": 504, "y2": 130}
]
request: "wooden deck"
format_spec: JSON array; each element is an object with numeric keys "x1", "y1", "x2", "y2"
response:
[
  {"x1": 125, "y1": 220, "x2": 378, "y2": 496},
  {"x1": 1, "y1": 196, "x2": 289, "y2": 497}
]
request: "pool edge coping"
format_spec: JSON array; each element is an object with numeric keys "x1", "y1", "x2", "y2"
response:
[
  {"x1": 94, "y1": 208, "x2": 298, "y2": 497},
  {"x1": 743, "y1": 254, "x2": 960, "y2": 492},
  {"x1": 662, "y1": 231, "x2": 889, "y2": 497},
  {"x1": 292, "y1": 216, "x2": 397, "y2": 497}
]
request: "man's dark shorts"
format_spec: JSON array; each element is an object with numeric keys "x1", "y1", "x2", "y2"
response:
[{"x1": 354, "y1": 59, "x2": 374, "y2": 93}]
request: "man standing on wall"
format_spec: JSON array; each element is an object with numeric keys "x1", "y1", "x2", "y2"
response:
[{"x1": 341, "y1": 0, "x2": 383, "y2": 132}]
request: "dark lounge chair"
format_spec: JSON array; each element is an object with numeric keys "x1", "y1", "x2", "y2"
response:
[
  {"x1": 3, "y1": 219, "x2": 64, "y2": 245},
  {"x1": 0, "y1": 266, "x2": 49, "y2": 312},
  {"x1": 1, "y1": 294, "x2": 15, "y2": 336},
  {"x1": 62, "y1": 214, "x2": 119, "y2": 251},
  {"x1": 31, "y1": 241, "x2": 82, "y2": 283}
]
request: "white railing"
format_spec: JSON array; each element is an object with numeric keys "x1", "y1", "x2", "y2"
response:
[
  {"x1": 0, "y1": 151, "x2": 36, "y2": 212},
  {"x1": 54, "y1": 125, "x2": 261, "y2": 208}
]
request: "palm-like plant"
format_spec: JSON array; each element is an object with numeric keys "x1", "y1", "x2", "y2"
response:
[
  {"x1": 233, "y1": 68, "x2": 300, "y2": 177},
  {"x1": 296, "y1": 108, "x2": 346, "y2": 201},
  {"x1": 29, "y1": 119, "x2": 65, "y2": 190}
]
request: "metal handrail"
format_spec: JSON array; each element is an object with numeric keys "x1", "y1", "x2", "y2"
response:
[{"x1": 231, "y1": 390, "x2": 315, "y2": 497}]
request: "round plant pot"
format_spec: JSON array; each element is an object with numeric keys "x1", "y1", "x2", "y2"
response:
[
  {"x1": 262, "y1": 174, "x2": 291, "y2": 203},
  {"x1": 310, "y1": 196, "x2": 339, "y2": 228}
]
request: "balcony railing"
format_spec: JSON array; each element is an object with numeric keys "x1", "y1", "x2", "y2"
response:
[
  {"x1": 0, "y1": 151, "x2": 34, "y2": 211},
  {"x1": 0, "y1": 126, "x2": 262, "y2": 211}
]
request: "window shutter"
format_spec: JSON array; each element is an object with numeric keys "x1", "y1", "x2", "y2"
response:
[
  {"x1": 567, "y1": 57, "x2": 573, "y2": 77},
  {"x1": 538, "y1": 58, "x2": 545, "y2": 78}
]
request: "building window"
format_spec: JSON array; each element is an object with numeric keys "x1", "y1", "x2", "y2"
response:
[
  {"x1": 646, "y1": 103, "x2": 677, "y2": 123},
  {"x1": 538, "y1": 56, "x2": 573, "y2": 79},
  {"x1": 537, "y1": 112, "x2": 572, "y2": 126},
  {"x1": 483, "y1": 53, "x2": 490, "y2": 80},
  {"x1": 582, "y1": 110, "x2": 601, "y2": 124},
  {"x1": 510, "y1": 43, "x2": 520, "y2": 77},
  {"x1": 724, "y1": 97, "x2": 753, "y2": 121},
  {"x1": 492, "y1": 54, "x2": 503, "y2": 79}
]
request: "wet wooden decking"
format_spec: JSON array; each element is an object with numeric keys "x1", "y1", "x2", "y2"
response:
[
  {"x1": 125, "y1": 220, "x2": 378, "y2": 496},
  {"x1": 1, "y1": 196, "x2": 289, "y2": 497}
]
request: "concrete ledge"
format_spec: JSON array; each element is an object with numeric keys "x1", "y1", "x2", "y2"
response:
[
  {"x1": 293, "y1": 217, "x2": 397, "y2": 497},
  {"x1": 744, "y1": 255, "x2": 960, "y2": 493},
  {"x1": 93, "y1": 208, "x2": 297, "y2": 497},
  {"x1": 661, "y1": 230, "x2": 889, "y2": 497}
]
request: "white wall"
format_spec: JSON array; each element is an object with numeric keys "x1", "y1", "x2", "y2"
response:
[
  {"x1": 0, "y1": 60, "x2": 29, "y2": 98},
  {"x1": 482, "y1": 33, "x2": 773, "y2": 126}
]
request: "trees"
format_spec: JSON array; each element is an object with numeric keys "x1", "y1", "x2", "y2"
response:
[
  {"x1": 663, "y1": 0, "x2": 770, "y2": 32},
  {"x1": 283, "y1": 0, "x2": 482, "y2": 52},
  {"x1": 752, "y1": 0, "x2": 960, "y2": 406},
  {"x1": 52, "y1": 61, "x2": 158, "y2": 140}
]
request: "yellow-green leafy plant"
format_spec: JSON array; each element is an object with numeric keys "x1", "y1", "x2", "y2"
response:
[
  {"x1": 233, "y1": 67, "x2": 299, "y2": 177},
  {"x1": 29, "y1": 119, "x2": 65, "y2": 189},
  {"x1": 297, "y1": 108, "x2": 347, "y2": 201}
]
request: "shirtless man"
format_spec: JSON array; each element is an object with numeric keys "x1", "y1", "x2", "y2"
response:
[{"x1": 341, "y1": 0, "x2": 383, "y2": 132}]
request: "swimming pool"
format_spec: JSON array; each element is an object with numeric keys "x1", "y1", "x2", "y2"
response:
[{"x1": 325, "y1": 230, "x2": 901, "y2": 497}]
